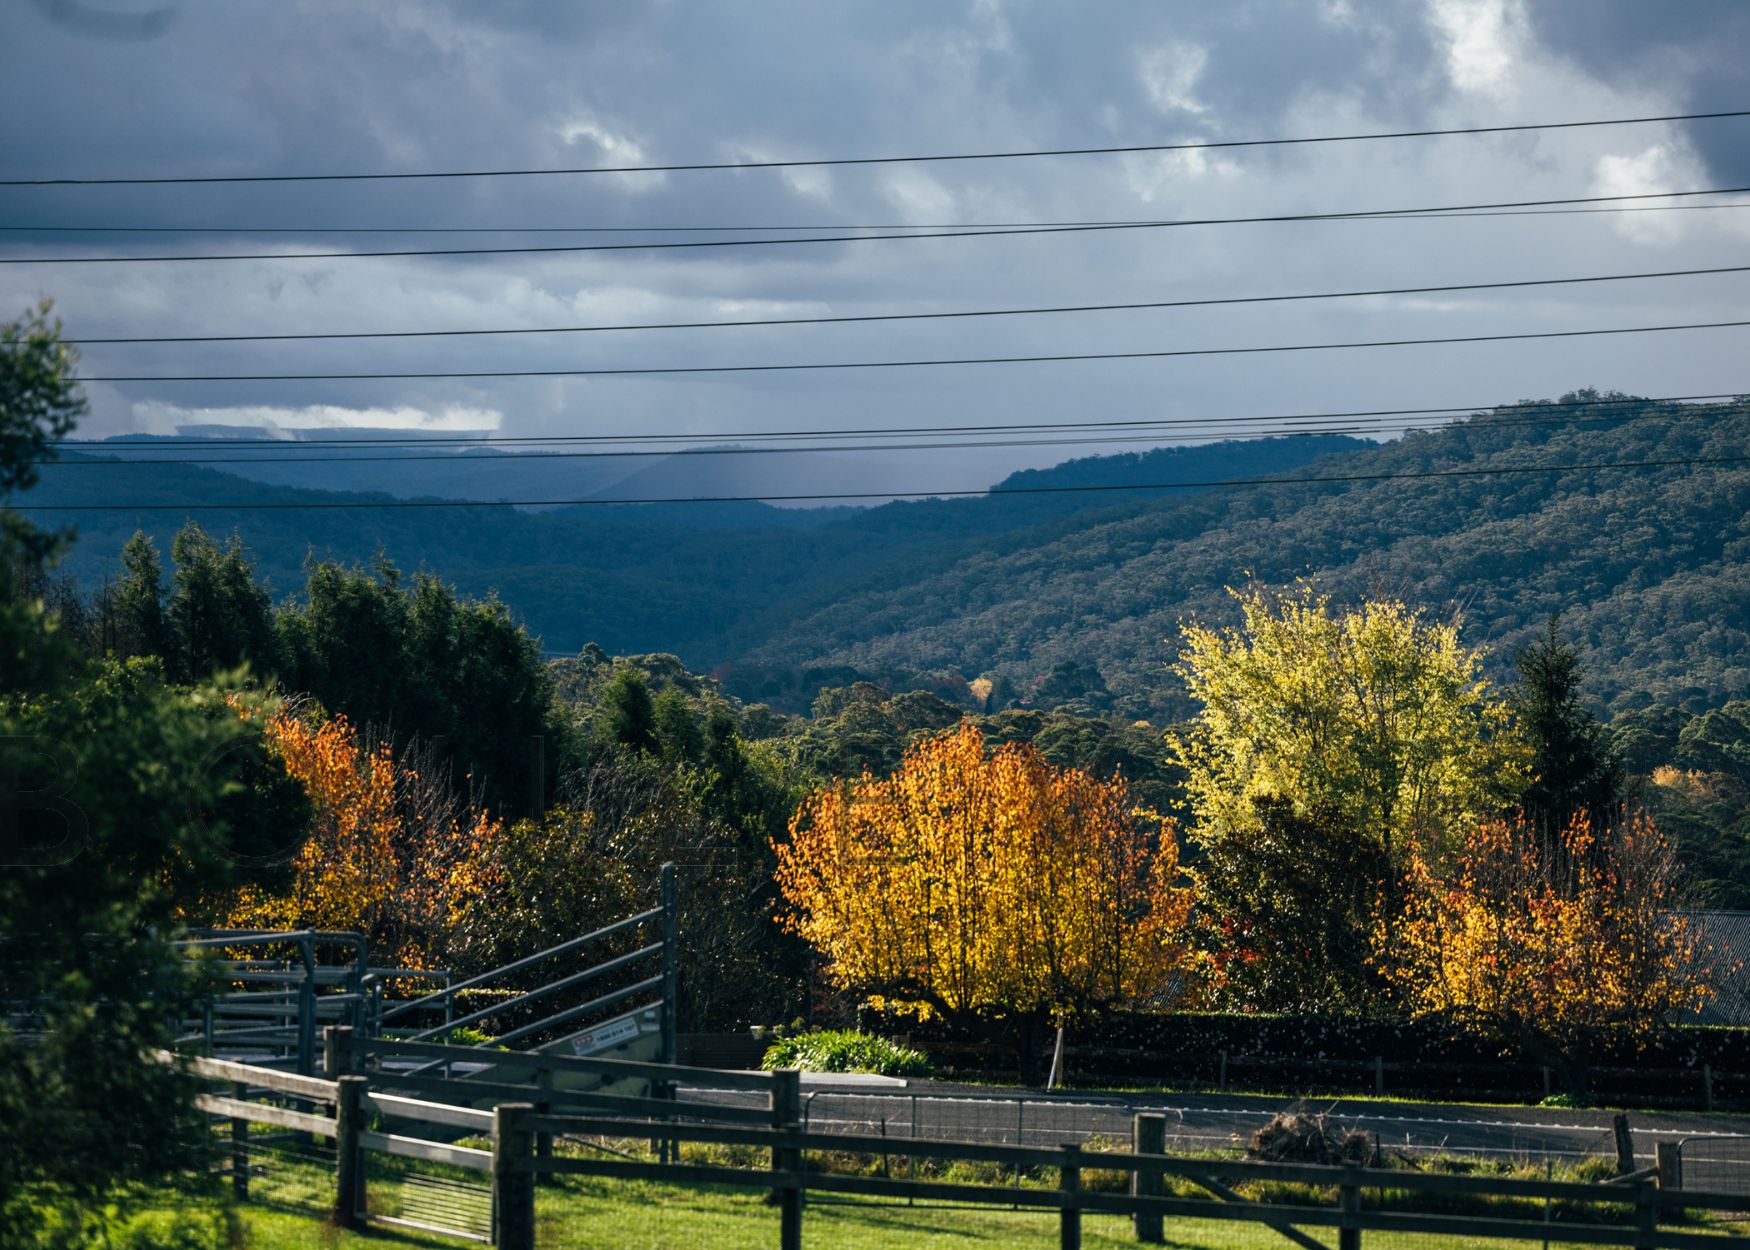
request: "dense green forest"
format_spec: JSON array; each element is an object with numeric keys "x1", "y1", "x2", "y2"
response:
[
  {"x1": 37, "y1": 398, "x2": 1750, "y2": 727},
  {"x1": 33, "y1": 433, "x2": 1367, "y2": 662},
  {"x1": 734, "y1": 395, "x2": 1750, "y2": 722}
]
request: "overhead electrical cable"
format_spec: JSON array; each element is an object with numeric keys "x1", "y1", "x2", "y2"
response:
[
  {"x1": 57, "y1": 263, "x2": 1750, "y2": 344},
  {"x1": 4, "y1": 107, "x2": 1745, "y2": 186},
  {"x1": 7, "y1": 200, "x2": 1750, "y2": 236},
  {"x1": 73, "y1": 318, "x2": 1750, "y2": 382},
  {"x1": 42, "y1": 397, "x2": 1746, "y2": 467},
  {"x1": 6, "y1": 187, "x2": 1748, "y2": 265},
  {"x1": 15, "y1": 454, "x2": 1750, "y2": 511},
  {"x1": 24, "y1": 424, "x2": 1694, "y2": 466},
  {"x1": 46, "y1": 392, "x2": 1741, "y2": 450}
]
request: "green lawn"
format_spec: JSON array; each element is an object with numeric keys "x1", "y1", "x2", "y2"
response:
[
  {"x1": 168, "y1": 1181, "x2": 1692, "y2": 1250},
  {"x1": 96, "y1": 1131, "x2": 1744, "y2": 1250}
]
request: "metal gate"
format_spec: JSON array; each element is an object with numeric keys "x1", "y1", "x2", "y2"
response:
[
  {"x1": 367, "y1": 1155, "x2": 494, "y2": 1242},
  {"x1": 1674, "y1": 1134, "x2": 1750, "y2": 1194}
]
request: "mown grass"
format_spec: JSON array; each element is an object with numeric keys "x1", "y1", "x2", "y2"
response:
[
  {"x1": 67, "y1": 1133, "x2": 1750, "y2": 1250},
  {"x1": 122, "y1": 1183, "x2": 1725, "y2": 1250}
]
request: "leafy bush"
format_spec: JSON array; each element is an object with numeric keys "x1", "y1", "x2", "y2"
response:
[
  {"x1": 760, "y1": 1030, "x2": 934, "y2": 1078},
  {"x1": 1540, "y1": 1092, "x2": 1594, "y2": 1109}
]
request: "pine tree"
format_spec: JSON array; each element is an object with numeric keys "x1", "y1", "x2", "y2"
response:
[
  {"x1": 113, "y1": 530, "x2": 169, "y2": 659},
  {"x1": 1511, "y1": 614, "x2": 1626, "y2": 842}
]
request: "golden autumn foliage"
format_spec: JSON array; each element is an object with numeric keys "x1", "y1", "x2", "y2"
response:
[
  {"x1": 1379, "y1": 812, "x2": 1712, "y2": 1091},
  {"x1": 223, "y1": 701, "x2": 501, "y2": 967},
  {"x1": 1174, "y1": 584, "x2": 1526, "y2": 865},
  {"x1": 774, "y1": 722, "x2": 1194, "y2": 1075}
]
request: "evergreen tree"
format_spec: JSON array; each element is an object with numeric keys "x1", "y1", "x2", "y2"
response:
[
  {"x1": 2, "y1": 301, "x2": 251, "y2": 1242},
  {"x1": 599, "y1": 665, "x2": 659, "y2": 754},
  {"x1": 113, "y1": 529, "x2": 169, "y2": 659},
  {"x1": 1511, "y1": 614, "x2": 1626, "y2": 840},
  {"x1": 166, "y1": 522, "x2": 277, "y2": 681},
  {"x1": 654, "y1": 684, "x2": 704, "y2": 763},
  {"x1": 276, "y1": 557, "x2": 559, "y2": 819}
]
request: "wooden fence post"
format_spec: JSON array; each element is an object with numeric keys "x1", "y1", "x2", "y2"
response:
[
  {"x1": 333, "y1": 1075, "x2": 365, "y2": 1229},
  {"x1": 323, "y1": 1024, "x2": 354, "y2": 1078},
  {"x1": 535, "y1": 1066, "x2": 554, "y2": 1186},
  {"x1": 1059, "y1": 1143, "x2": 1081, "y2": 1250},
  {"x1": 1634, "y1": 1178, "x2": 1656, "y2": 1249},
  {"x1": 1656, "y1": 1140, "x2": 1681, "y2": 1190},
  {"x1": 230, "y1": 1080, "x2": 249, "y2": 1201},
  {"x1": 1338, "y1": 1163, "x2": 1361, "y2": 1250},
  {"x1": 1219, "y1": 1051, "x2": 1228, "y2": 1092},
  {"x1": 1374, "y1": 1056, "x2": 1383, "y2": 1096},
  {"x1": 1613, "y1": 1114, "x2": 1636, "y2": 1175},
  {"x1": 1132, "y1": 1113, "x2": 1165, "y2": 1244},
  {"x1": 1705, "y1": 1064, "x2": 1714, "y2": 1112},
  {"x1": 492, "y1": 1104, "x2": 536, "y2": 1250},
  {"x1": 770, "y1": 1069, "x2": 801, "y2": 1250}
]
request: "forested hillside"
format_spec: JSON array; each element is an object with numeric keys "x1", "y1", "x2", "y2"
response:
[
  {"x1": 30, "y1": 399, "x2": 1750, "y2": 722},
  {"x1": 740, "y1": 396, "x2": 1750, "y2": 721},
  {"x1": 32, "y1": 433, "x2": 1368, "y2": 659}
]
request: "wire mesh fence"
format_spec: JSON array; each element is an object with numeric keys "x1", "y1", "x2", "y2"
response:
[
  {"x1": 798, "y1": 1092, "x2": 1143, "y2": 1150},
  {"x1": 221, "y1": 1132, "x2": 337, "y2": 1215},
  {"x1": 367, "y1": 1157, "x2": 494, "y2": 1243},
  {"x1": 1678, "y1": 1134, "x2": 1750, "y2": 1195}
]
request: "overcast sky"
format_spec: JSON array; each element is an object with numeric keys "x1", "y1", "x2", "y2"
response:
[{"x1": 1, "y1": 0, "x2": 1746, "y2": 496}]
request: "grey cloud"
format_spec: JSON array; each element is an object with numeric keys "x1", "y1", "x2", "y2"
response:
[{"x1": 1, "y1": 0, "x2": 1746, "y2": 492}]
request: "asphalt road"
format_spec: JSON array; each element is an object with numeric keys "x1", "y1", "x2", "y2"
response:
[{"x1": 679, "y1": 1077, "x2": 1750, "y2": 1166}]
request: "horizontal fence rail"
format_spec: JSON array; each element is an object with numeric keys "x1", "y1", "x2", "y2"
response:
[
  {"x1": 171, "y1": 1040, "x2": 1750, "y2": 1249},
  {"x1": 496, "y1": 1078, "x2": 1750, "y2": 1250}
]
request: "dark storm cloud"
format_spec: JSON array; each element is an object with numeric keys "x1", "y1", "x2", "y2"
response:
[
  {"x1": 0, "y1": 0, "x2": 1745, "y2": 479},
  {"x1": 1525, "y1": 0, "x2": 1750, "y2": 181}
]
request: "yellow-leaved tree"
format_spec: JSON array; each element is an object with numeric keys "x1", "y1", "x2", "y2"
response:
[
  {"x1": 1173, "y1": 583, "x2": 1526, "y2": 865},
  {"x1": 1379, "y1": 812, "x2": 1712, "y2": 1095},
  {"x1": 774, "y1": 722, "x2": 1195, "y2": 1083},
  {"x1": 223, "y1": 702, "x2": 500, "y2": 968}
]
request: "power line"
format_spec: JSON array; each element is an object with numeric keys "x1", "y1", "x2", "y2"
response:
[
  {"x1": 47, "y1": 392, "x2": 1742, "y2": 449},
  {"x1": 14, "y1": 454, "x2": 1750, "y2": 511},
  {"x1": 4, "y1": 108, "x2": 1745, "y2": 186},
  {"x1": 75, "y1": 318, "x2": 1750, "y2": 382},
  {"x1": 7, "y1": 186, "x2": 1748, "y2": 265},
  {"x1": 43, "y1": 396, "x2": 1745, "y2": 467},
  {"x1": 43, "y1": 433, "x2": 1408, "y2": 465},
  {"x1": 58, "y1": 263, "x2": 1750, "y2": 345},
  {"x1": 8, "y1": 201, "x2": 1750, "y2": 236},
  {"x1": 3, "y1": 182, "x2": 1736, "y2": 262},
  {"x1": 28, "y1": 424, "x2": 1625, "y2": 467}
]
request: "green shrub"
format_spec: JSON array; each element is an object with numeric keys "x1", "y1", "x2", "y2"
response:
[
  {"x1": 760, "y1": 1030, "x2": 934, "y2": 1078},
  {"x1": 440, "y1": 1026, "x2": 499, "y2": 1048},
  {"x1": 1540, "y1": 1093, "x2": 1594, "y2": 1109}
]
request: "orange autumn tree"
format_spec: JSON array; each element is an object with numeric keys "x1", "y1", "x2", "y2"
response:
[
  {"x1": 775, "y1": 722, "x2": 1195, "y2": 1082},
  {"x1": 225, "y1": 701, "x2": 501, "y2": 968},
  {"x1": 1379, "y1": 811, "x2": 1713, "y2": 1095}
]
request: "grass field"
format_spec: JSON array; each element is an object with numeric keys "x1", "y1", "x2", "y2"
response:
[
  {"x1": 109, "y1": 1173, "x2": 1742, "y2": 1250},
  {"x1": 91, "y1": 1125, "x2": 1746, "y2": 1250}
]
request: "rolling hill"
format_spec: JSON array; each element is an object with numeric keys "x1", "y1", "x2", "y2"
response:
[{"x1": 23, "y1": 401, "x2": 1750, "y2": 725}]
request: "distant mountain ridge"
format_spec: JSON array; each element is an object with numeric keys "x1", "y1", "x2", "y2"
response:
[
  {"x1": 31, "y1": 433, "x2": 1369, "y2": 661},
  {"x1": 31, "y1": 406, "x2": 1750, "y2": 723}
]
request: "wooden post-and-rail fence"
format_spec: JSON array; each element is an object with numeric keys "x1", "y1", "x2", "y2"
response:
[
  {"x1": 171, "y1": 1036, "x2": 1747, "y2": 1250},
  {"x1": 490, "y1": 1089, "x2": 1750, "y2": 1250}
]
